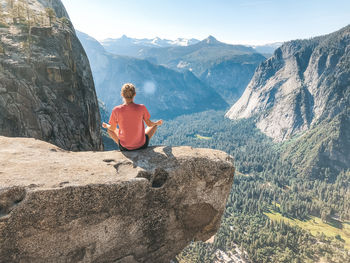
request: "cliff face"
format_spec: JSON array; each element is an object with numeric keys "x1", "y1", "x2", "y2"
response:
[
  {"x1": 199, "y1": 53, "x2": 265, "y2": 104},
  {"x1": 0, "y1": 136, "x2": 235, "y2": 263},
  {"x1": 226, "y1": 25, "x2": 350, "y2": 142},
  {"x1": 226, "y1": 25, "x2": 350, "y2": 179},
  {"x1": 0, "y1": 0, "x2": 102, "y2": 151}
]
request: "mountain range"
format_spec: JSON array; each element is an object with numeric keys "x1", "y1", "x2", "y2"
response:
[
  {"x1": 100, "y1": 35, "x2": 281, "y2": 58},
  {"x1": 136, "y1": 36, "x2": 260, "y2": 74},
  {"x1": 135, "y1": 35, "x2": 267, "y2": 104},
  {"x1": 89, "y1": 34, "x2": 267, "y2": 105},
  {"x1": 101, "y1": 35, "x2": 200, "y2": 57},
  {"x1": 77, "y1": 31, "x2": 228, "y2": 119}
]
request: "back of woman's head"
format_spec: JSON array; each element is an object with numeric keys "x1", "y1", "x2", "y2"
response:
[{"x1": 121, "y1": 83, "x2": 136, "y2": 99}]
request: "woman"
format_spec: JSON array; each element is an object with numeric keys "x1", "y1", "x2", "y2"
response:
[{"x1": 102, "y1": 83, "x2": 163, "y2": 151}]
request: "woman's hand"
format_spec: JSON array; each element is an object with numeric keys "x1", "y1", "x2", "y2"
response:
[
  {"x1": 102, "y1": 122, "x2": 110, "y2": 129},
  {"x1": 156, "y1": 120, "x2": 163, "y2": 126}
]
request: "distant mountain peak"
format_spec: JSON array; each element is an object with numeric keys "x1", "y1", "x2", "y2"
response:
[
  {"x1": 203, "y1": 35, "x2": 220, "y2": 44},
  {"x1": 151, "y1": 37, "x2": 164, "y2": 46}
]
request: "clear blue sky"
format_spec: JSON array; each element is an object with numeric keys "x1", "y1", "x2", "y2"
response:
[{"x1": 61, "y1": 0, "x2": 350, "y2": 45}]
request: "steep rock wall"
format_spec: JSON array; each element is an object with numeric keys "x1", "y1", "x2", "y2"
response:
[
  {"x1": 226, "y1": 25, "x2": 350, "y2": 142},
  {"x1": 0, "y1": 0, "x2": 102, "y2": 150}
]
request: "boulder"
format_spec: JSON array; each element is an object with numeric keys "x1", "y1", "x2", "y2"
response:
[{"x1": 0, "y1": 136, "x2": 235, "y2": 263}]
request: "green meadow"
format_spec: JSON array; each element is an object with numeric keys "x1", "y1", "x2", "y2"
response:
[{"x1": 265, "y1": 210, "x2": 350, "y2": 249}]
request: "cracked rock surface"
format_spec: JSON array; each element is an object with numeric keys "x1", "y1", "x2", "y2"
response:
[{"x1": 0, "y1": 136, "x2": 235, "y2": 263}]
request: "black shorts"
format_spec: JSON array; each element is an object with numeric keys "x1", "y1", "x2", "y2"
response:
[{"x1": 118, "y1": 134, "x2": 149, "y2": 151}]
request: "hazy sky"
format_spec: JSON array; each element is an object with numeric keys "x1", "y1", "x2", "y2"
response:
[{"x1": 61, "y1": 0, "x2": 350, "y2": 45}]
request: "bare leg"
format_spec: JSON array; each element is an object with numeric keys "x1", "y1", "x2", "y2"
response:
[
  {"x1": 107, "y1": 129, "x2": 119, "y2": 145},
  {"x1": 145, "y1": 125, "x2": 158, "y2": 139}
]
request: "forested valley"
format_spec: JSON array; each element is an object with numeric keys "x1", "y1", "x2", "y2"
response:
[{"x1": 146, "y1": 110, "x2": 350, "y2": 262}]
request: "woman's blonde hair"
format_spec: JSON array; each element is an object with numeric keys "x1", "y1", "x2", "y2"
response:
[{"x1": 121, "y1": 83, "x2": 136, "y2": 99}]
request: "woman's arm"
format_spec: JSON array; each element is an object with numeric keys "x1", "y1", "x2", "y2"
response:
[
  {"x1": 102, "y1": 122, "x2": 117, "y2": 131},
  {"x1": 102, "y1": 122, "x2": 119, "y2": 144},
  {"x1": 144, "y1": 119, "x2": 163, "y2": 127}
]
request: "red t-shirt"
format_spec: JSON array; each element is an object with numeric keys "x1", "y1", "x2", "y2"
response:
[{"x1": 109, "y1": 103, "x2": 151, "y2": 150}]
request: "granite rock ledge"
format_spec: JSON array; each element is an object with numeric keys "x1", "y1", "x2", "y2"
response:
[{"x1": 0, "y1": 136, "x2": 234, "y2": 263}]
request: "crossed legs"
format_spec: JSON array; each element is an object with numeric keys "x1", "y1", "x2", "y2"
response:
[
  {"x1": 106, "y1": 125, "x2": 158, "y2": 145},
  {"x1": 145, "y1": 125, "x2": 158, "y2": 139},
  {"x1": 107, "y1": 128, "x2": 119, "y2": 145}
]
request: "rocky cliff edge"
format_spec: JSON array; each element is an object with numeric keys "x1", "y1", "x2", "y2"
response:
[{"x1": 0, "y1": 136, "x2": 234, "y2": 263}]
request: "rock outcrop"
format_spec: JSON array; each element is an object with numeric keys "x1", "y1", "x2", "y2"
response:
[
  {"x1": 226, "y1": 25, "x2": 350, "y2": 142},
  {"x1": 0, "y1": 136, "x2": 235, "y2": 263},
  {"x1": 0, "y1": 0, "x2": 102, "y2": 151}
]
